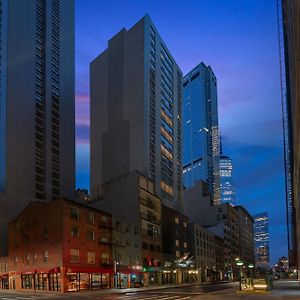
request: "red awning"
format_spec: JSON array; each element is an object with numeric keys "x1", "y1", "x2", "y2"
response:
[
  {"x1": 21, "y1": 270, "x2": 36, "y2": 275},
  {"x1": 65, "y1": 266, "x2": 113, "y2": 274},
  {"x1": 37, "y1": 267, "x2": 60, "y2": 274}
]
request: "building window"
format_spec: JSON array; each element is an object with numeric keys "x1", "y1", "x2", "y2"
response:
[
  {"x1": 184, "y1": 242, "x2": 188, "y2": 248},
  {"x1": 175, "y1": 250, "x2": 180, "y2": 258},
  {"x1": 183, "y1": 222, "x2": 187, "y2": 228},
  {"x1": 134, "y1": 226, "x2": 139, "y2": 235},
  {"x1": 87, "y1": 251, "x2": 95, "y2": 264},
  {"x1": 25, "y1": 254, "x2": 30, "y2": 265},
  {"x1": 101, "y1": 253, "x2": 109, "y2": 265},
  {"x1": 14, "y1": 256, "x2": 18, "y2": 267},
  {"x1": 43, "y1": 250, "x2": 48, "y2": 263},
  {"x1": 87, "y1": 230, "x2": 95, "y2": 241},
  {"x1": 174, "y1": 217, "x2": 179, "y2": 224},
  {"x1": 100, "y1": 215, "x2": 108, "y2": 227},
  {"x1": 88, "y1": 211, "x2": 94, "y2": 224},
  {"x1": 70, "y1": 249, "x2": 79, "y2": 262},
  {"x1": 71, "y1": 226, "x2": 79, "y2": 238},
  {"x1": 71, "y1": 207, "x2": 79, "y2": 220},
  {"x1": 33, "y1": 253, "x2": 37, "y2": 265},
  {"x1": 175, "y1": 239, "x2": 179, "y2": 246}
]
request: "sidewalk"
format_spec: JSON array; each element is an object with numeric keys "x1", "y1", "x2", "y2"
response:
[
  {"x1": 79, "y1": 282, "x2": 199, "y2": 296},
  {"x1": 78, "y1": 281, "x2": 231, "y2": 296}
]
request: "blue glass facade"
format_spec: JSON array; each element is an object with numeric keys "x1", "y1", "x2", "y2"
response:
[
  {"x1": 0, "y1": 0, "x2": 7, "y2": 193},
  {"x1": 253, "y1": 212, "x2": 270, "y2": 267},
  {"x1": 219, "y1": 155, "x2": 236, "y2": 205},
  {"x1": 182, "y1": 62, "x2": 220, "y2": 204}
]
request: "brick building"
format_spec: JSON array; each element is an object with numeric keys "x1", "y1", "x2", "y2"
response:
[{"x1": 0, "y1": 198, "x2": 113, "y2": 292}]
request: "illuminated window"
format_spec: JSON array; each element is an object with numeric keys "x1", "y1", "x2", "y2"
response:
[
  {"x1": 175, "y1": 217, "x2": 179, "y2": 224},
  {"x1": 43, "y1": 250, "x2": 48, "y2": 263},
  {"x1": 87, "y1": 251, "x2": 95, "y2": 264},
  {"x1": 70, "y1": 249, "x2": 79, "y2": 262},
  {"x1": 175, "y1": 239, "x2": 179, "y2": 246}
]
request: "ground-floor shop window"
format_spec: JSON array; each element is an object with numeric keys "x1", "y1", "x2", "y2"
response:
[
  {"x1": 0, "y1": 276, "x2": 8, "y2": 289},
  {"x1": 21, "y1": 274, "x2": 34, "y2": 289},
  {"x1": 49, "y1": 273, "x2": 61, "y2": 291},
  {"x1": 66, "y1": 273, "x2": 80, "y2": 292}
]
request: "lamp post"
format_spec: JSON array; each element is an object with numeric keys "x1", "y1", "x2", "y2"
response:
[
  {"x1": 236, "y1": 260, "x2": 243, "y2": 291},
  {"x1": 248, "y1": 264, "x2": 254, "y2": 288}
]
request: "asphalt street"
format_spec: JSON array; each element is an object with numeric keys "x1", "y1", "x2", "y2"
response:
[{"x1": 1, "y1": 280, "x2": 300, "y2": 300}]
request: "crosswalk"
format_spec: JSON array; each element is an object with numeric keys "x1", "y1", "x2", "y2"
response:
[
  {"x1": 1, "y1": 297, "x2": 45, "y2": 300},
  {"x1": 0, "y1": 295, "x2": 62, "y2": 300},
  {"x1": 112, "y1": 294, "x2": 194, "y2": 300}
]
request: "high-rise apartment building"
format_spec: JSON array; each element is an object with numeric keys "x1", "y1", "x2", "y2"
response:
[
  {"x1": 0, "y1": 0, "x2": 75, "y2": 255},
  {"x1": 253, "y1": 213, "x2": 270, "y2": 268},
  {"x1": 183, "y1": 62, "x2": 220, "y2": 205},
  {"x1": 90, "y1": 15, "x2": 183, "y2": 210},
  {"x1": 219, "y1": 155, "x2": 236, "y2": 205},
  {"x1": 234, "y1": 206, "x2": 255, "y2": 267},
  {"x1": 279, "y1": 0, "x2": 300, "y2": 269}
]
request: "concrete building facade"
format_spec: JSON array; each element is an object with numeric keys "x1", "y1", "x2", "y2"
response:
[
  {"x1": 234, "y1": 206, "x2": 255, "y2": 267},
  {"x1": 90, "y1": 15, "x2": 183, "y2": 211},
  {"x1": 161, "y1": 205, "x2": 196, "y2": 284},
  {"x1": 90, "y1": 171, "x2": 163, "y2": 286},
  {"x1": 0, "y1": 0, "x2": 75, "y2": 255}
]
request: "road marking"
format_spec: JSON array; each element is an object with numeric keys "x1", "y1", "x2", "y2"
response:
[
  {"x1": 118, "y1": 296, "x2": 190, "y2": 300},
  {"x1": 1, "y1": 298, "x2": 17, "y2": 300}
]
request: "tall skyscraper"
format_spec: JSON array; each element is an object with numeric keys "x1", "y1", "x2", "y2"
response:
[
  {"x1": 253, "y1": 213, "x2": 270, "y2": 268},
  {"x1": 90, "y1": 15, "x2": 183, "y2": 210},
  {"x1": 278, "y1": 0, "x2": 299, "y2": 269},
  {"x1": 0, "y1": 0, "x2": 75, "y2": 255},
  {"x1": 219, "y1": 155, "x2": 236, "y2": 205},
  {"x1": 182, "y1": 62, "x2": 220, "y2": 205}
]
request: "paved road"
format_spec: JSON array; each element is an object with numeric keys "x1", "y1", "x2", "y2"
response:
[{"x1": 1, "y1": 280, "x2": 300, "y2": 299}]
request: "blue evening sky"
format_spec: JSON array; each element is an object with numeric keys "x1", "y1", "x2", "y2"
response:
[{"x1": 75, "y1": 0, "x2": 286, "y2": 264}]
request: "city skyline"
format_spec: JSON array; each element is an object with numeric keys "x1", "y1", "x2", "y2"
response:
[{"x1": 75, "y1": 0, "x2": 285, "y2": 264}]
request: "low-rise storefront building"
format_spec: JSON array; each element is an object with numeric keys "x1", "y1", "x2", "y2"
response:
[{"x1": 0, "y1": 197, "x2": 113, "y2": 292}]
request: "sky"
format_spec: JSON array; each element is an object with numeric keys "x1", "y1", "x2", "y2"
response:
[{"x1": 75, "y1": 0, "x2": 286, "y2": 264}]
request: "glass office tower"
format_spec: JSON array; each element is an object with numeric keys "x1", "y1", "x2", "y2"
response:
[
  {"x1": 219, "y1": 155, "x2": 236, "y2": 205},
  {"x1": 183, "y1": 62, "x2": 220, "y2": 205},
  {"x1": 253, "y1": 212, "x2": 270, "y2": 268}
]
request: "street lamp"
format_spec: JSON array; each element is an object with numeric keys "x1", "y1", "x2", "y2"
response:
[
  {"x1": 248, "y1": 264, "x2": 254, "y2": 288},
  {"x1": 236, "y1": 260, "x2": 243, "y2": 291}
]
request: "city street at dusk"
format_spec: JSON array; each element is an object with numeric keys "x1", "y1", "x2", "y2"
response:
[
  {"x1": 1, "y1": 281, "x2": 300, "y2": 299},
  {"x1": 0, "y1": 0, "x2": 300, "y2": 298}
]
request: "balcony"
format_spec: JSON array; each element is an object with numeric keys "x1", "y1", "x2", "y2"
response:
[
  {"x1": 142, "y1": 229, "x2": 161, "y2": 241},
  {"x1": 140, "y1": 197, "x2": 156, "y2": 210},
  {"x1": 140, "y1": 212, "x2": 160, "y2": 225}
]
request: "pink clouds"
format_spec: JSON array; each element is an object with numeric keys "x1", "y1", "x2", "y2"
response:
[{"x1": 76, "y1": 93, "x2": 90, "y2": 144}]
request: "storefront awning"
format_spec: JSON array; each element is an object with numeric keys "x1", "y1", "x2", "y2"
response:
[
  {"x1": 21, "y1": 270, "x2": 36, "y2": 275},
  {"x1": 65, "y1": 266, "x2": 113, "y2": 274},
  {"x1": 37, "y1": 267, "x2": 60, "y2": 274}
]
